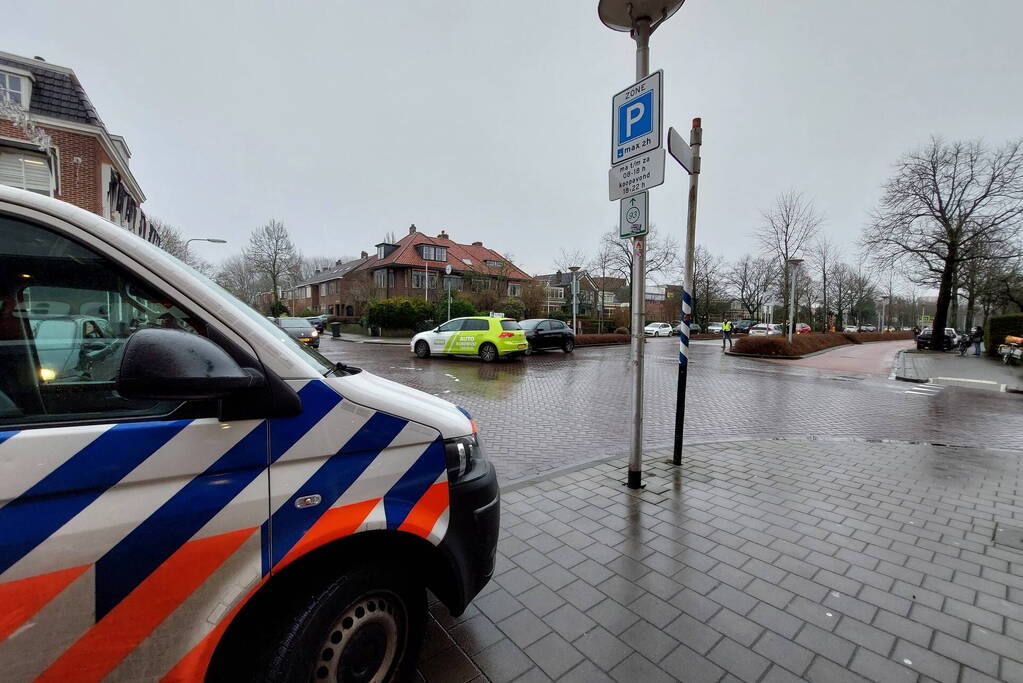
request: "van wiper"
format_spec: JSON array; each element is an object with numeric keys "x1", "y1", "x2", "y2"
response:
[{"x1": 324, "y1": 361, "x2": 360, "y2": 377}]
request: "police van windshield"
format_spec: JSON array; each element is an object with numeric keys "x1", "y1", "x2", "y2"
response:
[{"x1": 124, "y1": 236, "x2": 334, "y2": 375}]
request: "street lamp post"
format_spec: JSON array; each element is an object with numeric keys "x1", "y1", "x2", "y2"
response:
[
  {"x1": 880, "y1": 295, "x2": 889, "y2": 331},
  {"x1": 787, "y1": 258, "x2": 803, "y2": 343},
  {"x1": 569, "y1": 266, "x2": 580, "y2": 335},
  {"x1": 184, "y1": 237, "x2": 227, "y2": 247},
  {"x1": 599, "y1": 0, "x2": 685, "y2": 490}
]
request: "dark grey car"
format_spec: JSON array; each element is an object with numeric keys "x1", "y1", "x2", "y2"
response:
[{"x1": 273, "y1": 316, "x2": 320, "y2": 348}]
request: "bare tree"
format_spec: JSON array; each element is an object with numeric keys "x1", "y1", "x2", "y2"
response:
[
  {"x1": 757, "y1": 191, "x2": 823, "y2": 325},
  {"x1": 150, "y1": 218, "x2": 214, "y2": 275},
  {"x1": 215, "y1": 253, "x2": 266, "y2": 306},
  {"x1": 599, "y1": 226, "x2": 680, "y2": 291},
  {"x1": 808, "y1": 237, "x2": 839, "y2": 330},
  {"x1": 727, "y1": 255, "x2": 776, "y2": 318},
  {"x1": 863, "y1": 137, "x2": 1023, "y2": 349},
  {"x1": 691, "y1": 246, "x2": 725, "y2": 327},
  {"x1": 245, "y1": 219, "x2": 299, "y2": 312},
  {"x1": 589, "y1": 241, "x2": 619, "y2": 329}
]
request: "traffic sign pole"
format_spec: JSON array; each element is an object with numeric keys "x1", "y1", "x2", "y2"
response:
[
  {"x1": 627, "y1": 16, "x2": 652, "y2": 490},
  {"x1": 672, "y1": 118, "x2": 702, "y2": 466}
]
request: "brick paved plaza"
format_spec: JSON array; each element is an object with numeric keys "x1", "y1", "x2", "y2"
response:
[
  {"x1": 323, "y1": 338, "x2": 1023, "y2": 682},
  {"x1": 417, "y1": 441, "x2": 1023, "y2": 683}
]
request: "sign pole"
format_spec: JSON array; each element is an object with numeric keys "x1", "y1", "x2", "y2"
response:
[
  {"x1": 672, "y1": 118, "x2": 701, "y2": 466},
  {"x1": 627, "y1": 17, "x2": 653, "y2": 490}
]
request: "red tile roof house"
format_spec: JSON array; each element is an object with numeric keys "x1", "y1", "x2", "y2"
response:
[{"x1": 352, "y1": 224, "x2": 533, "y2": 311}]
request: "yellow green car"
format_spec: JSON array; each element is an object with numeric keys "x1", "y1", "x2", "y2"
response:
[{"x1": 410, "y1": 316, "x2": 528, "y2": 362}]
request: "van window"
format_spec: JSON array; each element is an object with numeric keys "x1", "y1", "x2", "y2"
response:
[{"x1": 0, "y1": 216, "x2": 206, "y2": 426}]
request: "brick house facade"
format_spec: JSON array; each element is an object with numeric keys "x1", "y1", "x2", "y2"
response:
[
  {"x1": 352, "y1": 225, "x2": 532, "y2": 308},
  {"x1": 0, "y1": 51, "x2": 154, "y2": 243},
  {"x1": 281, "y1": 253, "x2": 373, "y2": 316}
]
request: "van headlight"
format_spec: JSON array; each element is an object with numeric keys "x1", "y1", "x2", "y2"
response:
[{"x1": 444, "y1": 434, "x2": 484, "y2": 481}]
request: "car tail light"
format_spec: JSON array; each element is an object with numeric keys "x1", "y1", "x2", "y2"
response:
[{"x1": 498, "y1": 332, "x2": 514, "y2": 338}]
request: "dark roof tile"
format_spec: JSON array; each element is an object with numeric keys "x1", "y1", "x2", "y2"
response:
[{"x1": 0, "y1": 56, "x2": 103, "y2": 126}]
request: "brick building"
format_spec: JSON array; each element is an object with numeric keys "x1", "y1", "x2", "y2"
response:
[
  {"x1": 0, "y1": 51, "x2": 155, "y2": 243},
  {"x1": 281, "y1": 253, "x2": 373, "y2": 316},
  {"x1": 354, "y1": 225, "x2": 531, "y2": 305}
]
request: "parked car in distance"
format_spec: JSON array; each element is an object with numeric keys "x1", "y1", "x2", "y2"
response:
[
  {"x1": 795, "y1": 323, "x2": 812, "y2": 334},
  {"x1": 916, "y1": 327, "x2": 954, "y2": 351},
  {"x1": 749, "y1": 324, "x2": 783, "y2": 336},
  {"x1": 305, "y1": 315, "x2": 326, "y2": 332},
  {"x1": 843, "y1": 325, "x2": 860, "y2": 333},
  {"x1": 411, "y1": 316, "x2": 528, "y2": 361},
  {"x1": 860, "y1": 325, "x2": 877, "y2": 332},
  {"x1": 672, "y1": 321, "x2": 701, "y2": 335},
  {"x1": 518, "y1": 318, "x2": 575, "y2": 354},
  {"x1": 645, "y1": 322, "x2": 673, "y2": 337},
  {"x1": 733, "y1": 320, "x2": 758, "y2": 334},
  {"x1": 273, "y1": 316, "x2": 320, "y2": 348},
  {"x1": 707, "y1": 322, "x2": 724, "y2": 333}
]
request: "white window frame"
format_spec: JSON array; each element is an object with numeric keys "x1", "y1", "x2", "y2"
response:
[
  {"x1": 485, "y1": 259, "x2": 502, "y2": 268},
  {"x1": 0, "y1": 69, "x2": 32, "y2": 108},
  {"x1": 550, "y1": 287, "x2": 565, "y2": 301},
  {"x1": 507, "y1": 282, "x2": 522, "y2": 297},
  {"x1": 0, "y1": 147, "x2": 53, "y2": 196},
  {"x1": 377, "y1": 245, "x2": 386, "y2": 259},
  {"x1": 412, "y1": 270, "x2": 438, "y2": 289}
]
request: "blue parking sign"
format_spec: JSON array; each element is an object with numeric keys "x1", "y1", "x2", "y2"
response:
[
  {"x1": 618, "y1": 91, "x2": 653, "y2": 145},
  {"x1": 611, "y1": 70, "x2": 662, "y2": 165}
]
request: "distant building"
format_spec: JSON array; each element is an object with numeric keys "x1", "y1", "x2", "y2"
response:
[
  {"x1": 354, "y1": 224, "x2": 531, "y2": 303},
  {"x1": 0, "y1": 51, "x2": 155, "y2": 243},
  {"x1": 282, "y1": 253, "x2": 373, "y2": 316}
]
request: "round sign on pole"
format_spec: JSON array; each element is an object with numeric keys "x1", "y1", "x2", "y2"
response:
[{"x1": 445, "y1": 264, "x2": 452, "y2": 275}]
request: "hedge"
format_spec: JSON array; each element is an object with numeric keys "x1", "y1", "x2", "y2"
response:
[
  {"x1": 733, "y1": 331, "x2": 914, "y2": 357},
  {"x1": 576, "y1": 334, "x2": 630, "y2": 346},
  {"x1": 366, "y1": 297, "x2": 435, "y2": 331},
  {"x1": 985, "y1": 313, "x2": 1023, "y2": 357}
]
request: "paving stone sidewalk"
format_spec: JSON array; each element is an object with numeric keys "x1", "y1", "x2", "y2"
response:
[{"x1": 416, "y1": 440, "x2": 1023, "y2": 683}]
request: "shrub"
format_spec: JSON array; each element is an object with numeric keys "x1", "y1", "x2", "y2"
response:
[
  {"x1": 495, "y1": 297, "x2": 525, "y2": 320},
  {"x1": 366, "y1": 297, "x2": 434, "y2": 331},
  {"x1": 576, "y1": 334, "x2": 630, "y2": 346},
  {"x1": 985, "y1": 313, "x2": 1023, "y2": 357},
  {"x1": 298, "y1": 308, "x2": 319, "y2": 317},
  {"x1": 435, "y1": 296, "x2": 477, "y2": 323},
  {"x1": 614, "y1": 326, "x2": 629, "y2": 335},
  {"x1": 269, "y1": 300, "x2": 289, "y2": 317},
  {"x1": 733, "y1": 331, "x2": 914, "y2": 356}
]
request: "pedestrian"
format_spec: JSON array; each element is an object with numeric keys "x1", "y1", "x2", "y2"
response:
[
  {"x1": 971, "y1": 325, "x2": 984, "y2": 356},
  {"x1": 722, "y1": 320, "x2": 733, "y2": 350}
]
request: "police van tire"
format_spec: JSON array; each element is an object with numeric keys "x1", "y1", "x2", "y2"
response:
[
  {"x1": 414, "y1": 341, "x2": 430, "y2": 358},
  {"x1": 478, "y1": 343, "x2": 498, "y2": 363},
  {"x1": 257, "y1": 565, "x2": 425, "y2": 683}
]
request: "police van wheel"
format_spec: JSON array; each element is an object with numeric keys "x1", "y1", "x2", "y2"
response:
[
  {"x1": 414, "y1": 341, "x2": 430, "y2": 359},
  {"x1": 479, "y1": 343, "x2": 498, "y2": 363},
  {"x1": 259, "y1": 565, "x2": 425, "y2": 683}
]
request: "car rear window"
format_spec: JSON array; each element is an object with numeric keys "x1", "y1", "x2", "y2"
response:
[
  {"x1": 279, "y1": 318, "x2": 312, "y2": 329},
  {"x1": 500, "y1": 320, "x2": 521, "y2": 331}
]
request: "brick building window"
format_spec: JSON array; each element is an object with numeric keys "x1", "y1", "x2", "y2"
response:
[
  {"x1": 0, "y1": 149, "x2": 52, "y2": 195},
  {"x1": 373, "y1": 269, "x2": 394, "y2": 287},
  {"x1": 412, "y1": 271, "x2": 438, "y2": 289},
  {"x1": 507, "y1": 283, "x2": 522, "y2": 297}
]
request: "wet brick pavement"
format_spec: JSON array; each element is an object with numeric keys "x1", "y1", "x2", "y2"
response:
[
  {"x1": 323, "y1": 339, "x2": 1023, "y2": 484},
  {"x1": 416, "y1": 440, "x2": 1023, "y2": 683}
]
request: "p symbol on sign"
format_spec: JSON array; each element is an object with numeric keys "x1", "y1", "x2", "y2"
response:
[{"x1": 625, "y1": 103, "x2": 645, "y2": 138}]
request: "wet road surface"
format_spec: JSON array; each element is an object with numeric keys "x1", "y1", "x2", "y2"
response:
[{"x1": 322, "y1": 338, "x2": 1023, "y2": 484}]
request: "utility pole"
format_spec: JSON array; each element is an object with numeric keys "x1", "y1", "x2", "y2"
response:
[
  {"x1": 570, "y1": 266, "x2": 580, "y2": 334},
  {"x1": 670, "y1": 119, "x2": 701, "y2": 466}
]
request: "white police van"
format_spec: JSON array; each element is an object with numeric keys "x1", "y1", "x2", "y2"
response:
[{"x1": 0, "y1": 186, "x2": 499, "y2": 682}]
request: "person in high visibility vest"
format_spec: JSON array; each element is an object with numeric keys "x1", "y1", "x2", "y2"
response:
[{"x1": 722, "y1": 320, "x2": 733, "y2": 350}]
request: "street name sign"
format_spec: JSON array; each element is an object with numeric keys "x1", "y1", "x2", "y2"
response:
[
  {"x1": 620, "y1": 191, "x2": 649, "y2": 238},
  {"x1": 611, "y1": 70, "x2": 662, "y2": 165},
  {"x1": 667, "y1": 126, "x2": 694, "y2": 173},
  {"x1": 609, "y1": 148, "x2": 665, "y2": 201}
]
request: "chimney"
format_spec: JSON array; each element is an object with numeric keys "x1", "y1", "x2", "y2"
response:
[
  {"x1": 409, "y1": 223, "x2": 417, "y2": 234},
  {"x1": 438, "y1": 230, "x2": 449, "y2": 240},
  {"x1": 360, "y1": 250, "x2": 368, "y2": 259},
  {"x1": 472, "y1": 241, "x2": 483, "y2": 247}
]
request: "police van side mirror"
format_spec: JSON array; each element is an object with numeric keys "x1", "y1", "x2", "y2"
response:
[{"x1": 117, "y1": 328, "x2": 265, "y2": 401}]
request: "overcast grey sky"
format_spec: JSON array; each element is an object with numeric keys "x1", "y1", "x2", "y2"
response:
[{"x1": 4, "y1": 1, "x2": 1021, "y2": 278}]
